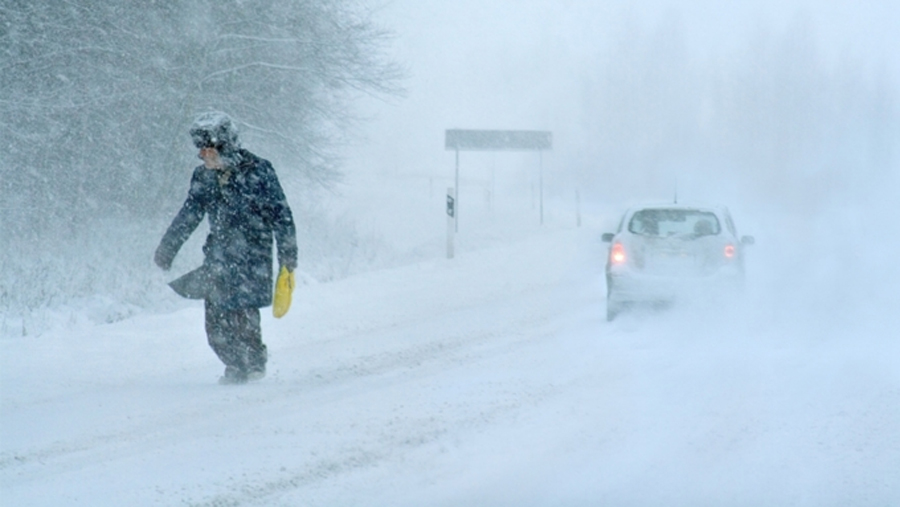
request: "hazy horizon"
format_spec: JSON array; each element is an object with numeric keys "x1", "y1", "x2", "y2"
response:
[{"x1": 343, "y1": 0, "x2": 897, "y2": 222}]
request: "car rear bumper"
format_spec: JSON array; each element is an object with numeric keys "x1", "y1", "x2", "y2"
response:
[{"x1": 607, "y1": 268, "x2": 743, "y2": 304}]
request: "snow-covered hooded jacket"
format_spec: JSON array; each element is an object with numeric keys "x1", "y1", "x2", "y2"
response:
[{"x1": 155, "y1": 149, "x2": 297, "y2": 309}]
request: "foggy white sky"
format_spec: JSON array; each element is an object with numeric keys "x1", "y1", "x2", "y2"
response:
[{"x1": 345, "y1": 0, "x2": 898, "y2": 207}]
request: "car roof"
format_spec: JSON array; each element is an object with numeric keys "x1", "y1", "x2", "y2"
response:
[{"x1": 624, "y1": 202, "x2": 729, "y2": 216}]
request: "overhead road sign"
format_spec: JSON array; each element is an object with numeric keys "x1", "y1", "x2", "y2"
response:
[
  {"x1": 444, "y1": 129, "x2": 553, "y2": 232},
  {"x1": 445, "y1": 129, "x2": 552, "y2": 151}
]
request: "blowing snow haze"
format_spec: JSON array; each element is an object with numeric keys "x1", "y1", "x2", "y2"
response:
[
  {"x1": 0, "y1": 0, "x2": 897, "y2": 326},
  {"x1": 348, "y1": 0, "x2": 898, "y2": 209},
  {"x1": 1, "y1": 0, "x2": 899, "y2": 504},
  {"x1": 340, "y1": 0, "x2": 899, "y2": 329}
]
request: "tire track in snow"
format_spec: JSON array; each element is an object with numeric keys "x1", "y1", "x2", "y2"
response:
[
  {"x1": 0, "y1": 278, "x2": 588, "y2": 493},
  {"x1": 185, "y1": 373, "x2": 566, "y2": 507},
  {"x1": 180, "y1": 285, "x2": 597, "y2": 506}
]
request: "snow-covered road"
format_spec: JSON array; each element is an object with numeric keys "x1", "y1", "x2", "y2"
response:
[{"x1": 2, "y1": 227, "x2": 898, "y2": 506}]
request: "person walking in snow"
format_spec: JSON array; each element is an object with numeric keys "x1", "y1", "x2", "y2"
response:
[{"x1": 154, "y1": 111, "x2": 297, "y2": 384}]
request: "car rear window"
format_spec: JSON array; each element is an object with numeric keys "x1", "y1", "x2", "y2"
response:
[{"x1": 628, "y1": 209, "x2": 721, "y2": 237}]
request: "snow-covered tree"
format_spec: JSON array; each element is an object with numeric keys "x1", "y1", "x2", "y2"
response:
[
  {"x1": 1, "y1": 0, "x2": 402, "y2": 226},
  {"x1": 0, "y1": 0, "x2": 402, "y2": 325}
]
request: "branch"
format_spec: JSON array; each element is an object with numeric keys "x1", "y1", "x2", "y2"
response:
[{"x1": 200, "y1": 61, "x2": 313, "y2": 84}]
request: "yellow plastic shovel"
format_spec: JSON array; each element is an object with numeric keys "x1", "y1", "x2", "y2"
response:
[{"x1": 273, "y1": 266, "x2": 295, "y2": 318}]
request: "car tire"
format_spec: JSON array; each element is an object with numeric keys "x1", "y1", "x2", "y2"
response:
[
  {"x1": 606, "y1": 276, "x2": 621, "y2": 321},
  {"x1": 606, "y1": 301, "x2": 621, "y2": 322}
]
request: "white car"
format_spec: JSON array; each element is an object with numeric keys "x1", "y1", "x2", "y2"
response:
[{"x1": 602, "y1": 204, "x2": 754, "y2": 321}]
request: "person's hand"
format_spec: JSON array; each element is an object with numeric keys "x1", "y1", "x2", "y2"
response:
[{"x1": 154, "y1": 246, "x2": 173, "y2": 271}]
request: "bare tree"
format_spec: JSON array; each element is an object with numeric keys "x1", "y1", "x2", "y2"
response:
[
  {"x1": 0, "y1": 0, "x2": 403, "y2": 227},
  {"x1": 0, "y1": 0, "x2": 403, "y2": 322}
]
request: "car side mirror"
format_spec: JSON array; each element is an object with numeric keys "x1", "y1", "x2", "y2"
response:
[
  {"x1": 741, "y1": 235, "x2": 755, "y2": 245},
  {"x1": 601, "y1": 233, "x2": 614, "y2": 243}
]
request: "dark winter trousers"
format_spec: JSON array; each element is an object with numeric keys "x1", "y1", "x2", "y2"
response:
[{"x1": 204, "y1": 301, "x2": 267, "y2": 373}]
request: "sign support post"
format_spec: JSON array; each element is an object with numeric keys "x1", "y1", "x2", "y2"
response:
[
  {"x1": 446, "y1": 187, "x2": 455, "y2": 259},
  {"x1": 576, "y1": 189, "x2": 582, "y2": 227},
  {"x1": 454, "y1": 149, "x2": 460, "y2": 232},
  {"x1": 539, "y1": 149, "x2": 544, "y2": 226}
]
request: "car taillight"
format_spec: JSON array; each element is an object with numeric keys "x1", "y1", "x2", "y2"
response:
[
  {"x1": 724, "y1": 244, "x2": 736, "y2": 258},
  {"x1": 611, "y1": 243, "x2": 627, "y2": 264}
]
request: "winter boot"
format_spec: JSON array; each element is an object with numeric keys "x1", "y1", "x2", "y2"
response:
[
  {"x1": 246, "y1": 366, "x2": 266, "y2": 382},
  {"x1": 218, "y1": 366, "x2": 248, "y2": 385}
]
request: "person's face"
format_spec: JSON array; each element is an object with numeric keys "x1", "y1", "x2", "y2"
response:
[{"x1": 199, "y1": 146, "x2": 224, "y2": 170}]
